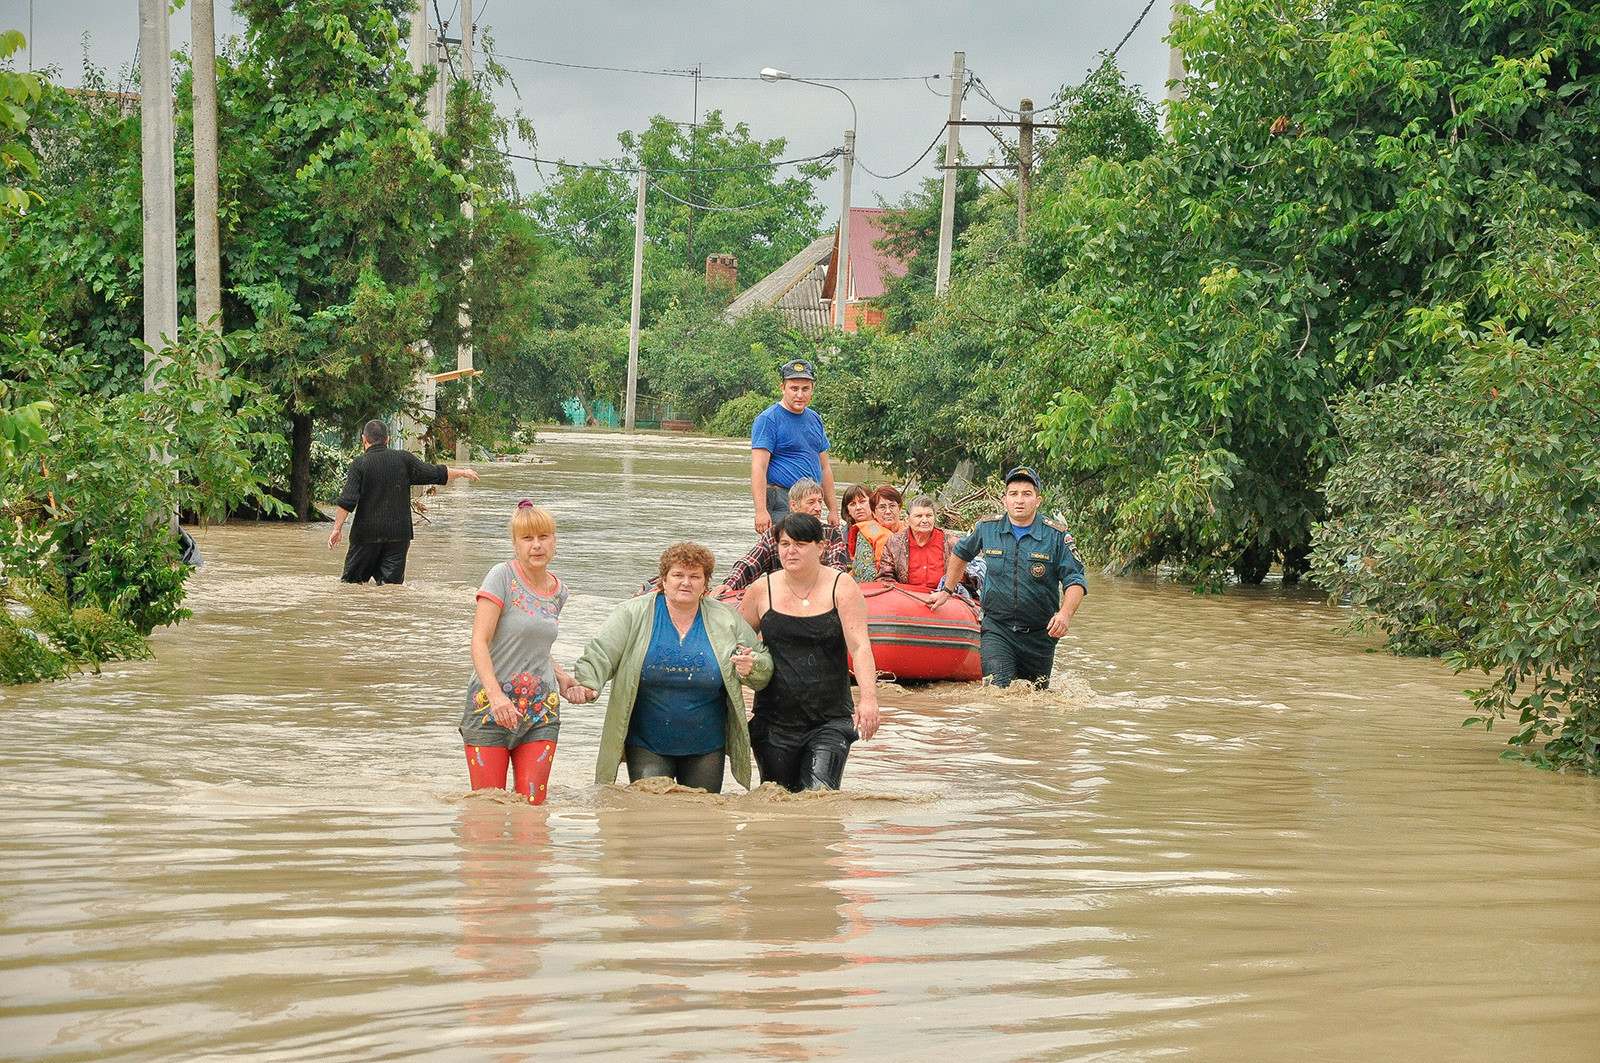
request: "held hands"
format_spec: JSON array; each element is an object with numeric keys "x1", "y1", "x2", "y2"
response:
[
  {"x1": 560, "y1": 681, "x2": 597, "y2": 705},
  {"x1": 730, "y1": 644, "x2": 755, "y2": 677},
  {"x1": 926, "y1": 589, "x2": 950, "y2": 611}
]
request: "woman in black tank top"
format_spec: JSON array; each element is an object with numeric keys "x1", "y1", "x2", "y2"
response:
[{"x1": 739, "y1": 513, "x2": 881, "y2": 791}]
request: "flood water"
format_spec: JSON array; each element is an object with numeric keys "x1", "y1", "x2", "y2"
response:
[{"x1": 3, "y1": 432, "x2": 1598, "y2": 1062}]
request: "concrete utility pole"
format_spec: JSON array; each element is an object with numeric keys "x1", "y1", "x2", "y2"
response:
[
  {"x1": 192, "y1": 0, "x2": 222, "y2": 348},
  {"x1": 139, "y1": 0, "x2": 178, "y2": 380},
  {"x1": 934, "y1": 51, "x2": 965, "y2": 297},
  {"x1": 1167, "y1": 0, "x2": 1190, "y2": 107},
  {"x1": 625, "y1": 167, "x2": 647, "y2": 431},
  {"x1": 835, "y1": 127, "x2": 854, "y2": 329},
  {"x1": 410, "y1": 0, "x2": 446, "y2": 133},
  {"x1": 454, "y1": 0, "x2": 474, "y2": 461},
  {"x1": 1017, "y1": 97, "x2": 1034, "y2": 235}
]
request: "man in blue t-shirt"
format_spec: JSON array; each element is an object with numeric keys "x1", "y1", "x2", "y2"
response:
[{"x1": 749, "y1": 359, "x2": 837, "y2": 532}]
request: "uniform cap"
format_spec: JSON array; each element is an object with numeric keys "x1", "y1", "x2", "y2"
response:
[
  {"x1": 1004, "y1": 466, "x2": 1042, "y2": 489},
  {"x1": 779, "y1": 359, "x2": 816, "y2": 380}
]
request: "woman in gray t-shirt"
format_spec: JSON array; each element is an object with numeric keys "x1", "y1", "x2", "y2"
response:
[{"x1": 462, "y1": 502, "x2": 592, "y2": 803}]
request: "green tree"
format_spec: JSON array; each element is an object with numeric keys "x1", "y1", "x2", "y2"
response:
[
  {"x1": 641, "y1": 305, "x2": 807, "y2": 426},
  {"x1": 221, "y1": 0, "x2": 469, "y2": 515},
  {"x1": 526, "y1": 110, "x2": 832, "y2": 308},
  {"x1": 1023, "y1": 0, "x2": 1600, "y2": 582},
  {"x1": 1312, "y1": 212, "x2": 1600, "y2": 772},
  {"x1": 870, "y1": 166, "x2": 980, "y2": 333}
]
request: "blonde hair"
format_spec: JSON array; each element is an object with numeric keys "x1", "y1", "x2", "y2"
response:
[{"x1": 509, "y1": 502, "x2": 557, "y2": 539}]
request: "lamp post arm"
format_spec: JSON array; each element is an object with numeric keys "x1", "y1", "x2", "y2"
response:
[{"x1": 789, "y1": 77, "x2": 858, "y2": 135}]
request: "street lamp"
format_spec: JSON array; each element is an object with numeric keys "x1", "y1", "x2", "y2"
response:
[{"x1": 761, "y1": 68, "x2": 856, "y2": 330}]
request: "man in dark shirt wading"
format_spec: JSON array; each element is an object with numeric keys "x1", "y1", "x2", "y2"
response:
[{"x1": 327, "y1": 419, "x2": 479, "y2": 584}]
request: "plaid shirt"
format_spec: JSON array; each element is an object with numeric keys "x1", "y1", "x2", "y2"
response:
[{"x1": 723, "y1": 523, "x2": 850, "y2": 592}]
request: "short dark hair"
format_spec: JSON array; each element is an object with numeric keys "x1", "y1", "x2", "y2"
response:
[
  {"x1": 362, "y1": 419, "x2": 389, "y2": 444},
  {"x1": 773, "y1": 512, "x2": 824, "y2": 544},
  {"x1": 871, "y1": 485, "x2": 903, "y2": 508}
]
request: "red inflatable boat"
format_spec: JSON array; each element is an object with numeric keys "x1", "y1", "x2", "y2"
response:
[
  {"x1": 712, "y1": 580, "x2": 982, "y2": 682},
  {"x1": 856, "y1": 581, "x2": 982, "y2": 682}
]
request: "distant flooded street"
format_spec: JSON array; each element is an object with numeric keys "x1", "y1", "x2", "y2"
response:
[{"x1": 3, "y1": 432, "x2": 1598, "y2": 1061}]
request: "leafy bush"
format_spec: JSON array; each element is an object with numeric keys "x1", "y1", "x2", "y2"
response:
[
  {"x1": 1, "y1": 326, "x2": 285, "y2": 682},
  {"x1": 642, "y1": 305, "x2": 811, "y2": 425},
  {"x1": 1312, "y1": 215, "x2": 1600, "y2": 772},
  {"x1": 705, "y1": 391, "x2": 774, "y2": 438}
]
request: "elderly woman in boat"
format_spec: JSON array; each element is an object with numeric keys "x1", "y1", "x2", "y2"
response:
[
  {"x1": 876, "y1": 494, "x2": 956, "y2": 593},
  {"x1": 573, "y1": 542, "x2": 771, "y2": 793}
]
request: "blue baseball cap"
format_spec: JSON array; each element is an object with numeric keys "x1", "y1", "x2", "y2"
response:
[
  {"x1": 1004, "y1": 466, "x2": 1042, "y2": 489},
  {"x1": 779, "y1": 358, "x2": 816, "y2": 380}
]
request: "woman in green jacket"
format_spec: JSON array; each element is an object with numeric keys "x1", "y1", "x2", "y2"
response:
[{"x1": 572, "y1": 542, "x2": 772, "y2": 792}]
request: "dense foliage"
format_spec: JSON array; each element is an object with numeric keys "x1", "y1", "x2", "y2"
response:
[
  {"x1": 1312, "y1": 215, "x2": 1600, "y2": 772},
  {"x1": 1, "y1": 325, "x2": 283, "y2": 683}
]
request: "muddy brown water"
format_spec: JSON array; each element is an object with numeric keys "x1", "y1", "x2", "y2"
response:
[{"x1": 3, "y1": 432, "x2": 1598, "y2": 1061}]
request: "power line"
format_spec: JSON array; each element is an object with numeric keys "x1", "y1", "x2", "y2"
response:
[
  {"x1": 497, "y1": 147, "x2": 842, "y2": 175},
  {"x1": 1109, "y1": 0, "x2": 1160, "y2": 59},
  {"x1": 529, "y1": 197, "x2": 633, "y2": 236},
  {"x1": 482, "y1": 49, "x2": 938, "y2": 83},
  {"x1": 650, "y1": 183, "x2": 792, "y2": 213},
  {"x1": 855, "y1": 123, "x2": 950, "y2": 181}
]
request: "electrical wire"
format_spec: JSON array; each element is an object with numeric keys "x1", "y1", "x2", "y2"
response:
[
  {"x1": 854, "y1": 123, "x2": 950, "y2": 180},
  {"x1": 1108, "y1": 0, "x2": 1159, "y2": 59},
  {"x1": 497, "y1": 147, "x2": 842, "y2": 175},
  {"x1": 529, "y1": 197, "x2": 633, "y2": 236},
  {"x1": 483, "y1": 49, "x2": 937, "y2": 83},
  {"x1": 649, "y1": 183, "x2": 793, "y2": 212}
]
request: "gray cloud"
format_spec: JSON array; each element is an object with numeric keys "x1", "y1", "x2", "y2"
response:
[{"x1": 3, "y1": 0, "x2": 1176, "y2": 213}]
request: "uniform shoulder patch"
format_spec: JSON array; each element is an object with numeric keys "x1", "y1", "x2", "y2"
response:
[{"x1": 1043, "y1": 519, "x2": 1070, "y2": 534}]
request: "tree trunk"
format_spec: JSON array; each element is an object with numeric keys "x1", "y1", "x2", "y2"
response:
[{"x1": 290, "y1": 408, "x2": 314, "y2": 521}]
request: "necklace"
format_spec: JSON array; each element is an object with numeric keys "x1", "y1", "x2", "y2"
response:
[{"x1": 790, "y1": 569, "x2": 822, "y2": 607}]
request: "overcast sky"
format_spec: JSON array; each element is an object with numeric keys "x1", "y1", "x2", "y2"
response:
[{"x1": 3, "y1": 0, "x2": 1176, "y2": 216}]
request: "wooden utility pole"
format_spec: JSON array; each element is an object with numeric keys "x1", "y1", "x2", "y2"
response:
[
  {"x1": 139, "y1": 0, "x2": 177, "y2": 378},
  {"x1": 934, "y1": 51, "x2": 964, "y2": 297},
  {"x1": 454, "y1": 0, "x2": 474, "y2": 461},
  {"x1": 192, "y1": 0, "x2": 222, "y2": 347},
  {"x1": 625, "y1": 167, "x2": 647, "y2": 431},
  {"x1": 1017, "y1": 97, "x2": 1034, "y2": 234}
]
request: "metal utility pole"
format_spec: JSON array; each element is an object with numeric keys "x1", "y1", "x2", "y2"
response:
[
  {"x1": 139, "y1": 0, "x2": 178, "y2": 379},
  {"x1": 1017, "y1": 98, "x2": 1033, "y2": 235},
  {"x1": 454, "y1": 0, "x2": 474, "y2": 461},
  {"x1": 625, "y1": 167, "x2": 647, "y2": 431},
  {"x1": 1167, "y1": 0, "x2": 1189, "y2": 107},
  {"x1": 934, "y1": 51, "x2": 965, "y2": 297},
  {"x1": 835, "y1": 128, "x2": 854, "y2": 329},
  {"x1": 192, "y1": 0, "x2": 222, "y2": 347}
]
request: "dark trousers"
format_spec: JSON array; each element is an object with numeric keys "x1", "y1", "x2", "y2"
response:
[
  {"x1": 749, "y1": 716, "x2": 857, "y2": 792},
  {"x1": 624, "y1": 745, "x2": 726, "y2": 793},
  {"x1": 981, "y1": 620, "x2": 1059, "y2": 688},
  {"x1": 765, "y1": 484, "x2": 792, "y2": 526},
  {"x1": 342, "y1": 539, "x2": 410, "y2": 585}
]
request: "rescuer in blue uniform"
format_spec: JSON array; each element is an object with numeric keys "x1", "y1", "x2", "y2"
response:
[{"x1": 927, "y1": 467, "x2": 1087, "y2": 687}]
